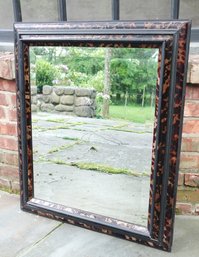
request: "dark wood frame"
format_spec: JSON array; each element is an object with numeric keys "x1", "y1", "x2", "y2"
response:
[{"x1": 14, "y1": 20, "x2": 191, "y2": 252}]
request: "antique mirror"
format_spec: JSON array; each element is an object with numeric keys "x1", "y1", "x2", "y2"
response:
[{"x1": 14, "y1": 21, "x2": 191, "y2": 251}]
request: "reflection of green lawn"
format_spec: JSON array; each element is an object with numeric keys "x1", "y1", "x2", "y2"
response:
[{"x1": 109, "y1": 105, "x2": 155, "y2": 123}]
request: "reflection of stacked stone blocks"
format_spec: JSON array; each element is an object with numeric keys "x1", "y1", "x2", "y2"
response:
[{"x1": 31, "y1": 86, "x2": 96, "y2": 118}]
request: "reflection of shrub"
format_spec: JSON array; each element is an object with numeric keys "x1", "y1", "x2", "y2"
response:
[
  {"x1": 96, "y1": 93, "x2": 103, "y2": 118},
  {"x1": 36, "y1": 60, "x2": 57, "y2": 93},
  {"x1": 86, "y1": 70, "x2": 104, "y2": 92},
  {"x1": 96, "y1": 93, "x2": 112, "y2": 118}
]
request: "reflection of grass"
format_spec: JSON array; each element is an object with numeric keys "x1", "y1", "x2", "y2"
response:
[
  {"x1": 109, "y1": 105, "x2": 154, "y2": 124},
  {"x1": 38, "y1": 156, "x2": 149, "y2": 177},
  {"x1": 103, "y1": 127, "x2": 148, "y2": 134},
  {"x1": 52, "y1": 159, "x2": 67, "y2": 165},
  {"x1": 71, "y1": 162, "x2": 149, "y2": 177},
  {"x1": 72, "y1": 128, "x2": 87, "y2": 132},
  {"x1": 62, "y1": 136, "x2": 79, "y2": 141},
  {"x1": 112, "y1": 123, "x2": 129, "y2": 129},
  {"x1": 33, "y1": 125, "x2": 70, "y2": 131},
  {"x1": 47, "y1": 118, "x2": 65, "y2": 123},
  {"x1": 48, "y1": 141, "x2": 81, "y2": 154},
  {"x1": 32, "y1": 125, "x2": 44, "y2": 130}
]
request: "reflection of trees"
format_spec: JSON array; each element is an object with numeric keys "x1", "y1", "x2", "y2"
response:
[
  {"x1": 30, "y1": 46, "x2": 158, "y2": 107},
  {"x1": 102, "y1": 48, "x2": 111, "y2": 118},
  {"x1": 110, "y1": 48, "x2": 158, "y2": 107}
]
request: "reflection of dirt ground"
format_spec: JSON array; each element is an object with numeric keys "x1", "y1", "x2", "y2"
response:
[{"x1": 32, "y1": 112, "x2": 153, "y2": 227}]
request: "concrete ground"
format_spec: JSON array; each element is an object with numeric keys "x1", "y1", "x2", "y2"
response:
[{"x1": 1, "y1": 190, "x2": 199, "y2": 257}]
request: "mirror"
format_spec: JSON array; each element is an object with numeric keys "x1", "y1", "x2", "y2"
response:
[
  {"x1": 14, "y1": 21, "x2": 191, "y2": 251},
  {"x1": 30, "y1": 46, "x2": 159, "y2": 227}
]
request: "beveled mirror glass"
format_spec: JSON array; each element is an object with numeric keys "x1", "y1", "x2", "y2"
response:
[
  {"x1": 14, "y1": 20, "x2": 191, "y2": 251},
  {"x1": 30, "y1": 46, "x2": 158, "y2": 227}
]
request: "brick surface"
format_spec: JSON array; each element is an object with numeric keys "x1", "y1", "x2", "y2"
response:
[
  {"x1": 180, "y1": 152, "x2": 199, "y2": 170},
  {"x1": 195, "y1": 204, "x2": 199, "y2": 214},
  {"x1": 176, "y1": 202, "x2": 193, "y2": 214},
  {"x1": 10, "y1": 94, "x2": 16, "y2": 106},
  {"x1": 178, "y1": 173, "x2": 184, "y2": 186},
  {"x1": 11, "y1": 180, "x2": 20, "y2": 191},
  {"x1": 0, "y1": 150, "x2": 18, "y2": 166},
  {"x1": 182, "y1": 119, "x2": 199, "y2": 134},
  {"x1": 0, "y1": 53, "x2": 15, "y2": 80},
  {"x1": 0, "y1": 92, "x2": 16, "y2": 107},
  {"x1": 187, "y1": 55, "x2": 199, "y2": 83},
  {"x1": 181, "y1": 137, "x2": 199, "y2": 152},
  {"x1": 0, "y1": 106, "x2": 17, "y2": 122},
  {"x1": 0, "y1": 106, "x2": 6, "y2": 119},
  {"x1": 7, "y1": 108, "x2": 17, "y2": 121},
  {"x1": 184, "y1": 101, "x2": 199, "y2": 117},
  {"x1": 0, "y1": 164, "x2": 19, "y2": 179},
  {"x1": 0, "y1": 123, "x2": 17, "y2": 136},
  {"x1": 185, "y1": 85, "x2": 199, "y2": 100},
  {"x1": 0, "y1": 79, "x2": 16, "y2": 92},
  {"x1": 177, "y1": 189, "x2": 199, "y2": 203},
  {"x1": 185, "y1": 173, "x2": 199, "y2": 187},
  {"x1": 0, "y1": 177, "x2": 10, "y2": 188},
  {"x1": 0, "y1": 92, "x2": 9, "y2": 106},
  {"x1": 0, "y1": 136, "x2": 18, "y2": 151}
]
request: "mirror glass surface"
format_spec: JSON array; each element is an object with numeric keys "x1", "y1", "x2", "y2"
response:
[{"x1": 30, "y1": 46, "x2": 159, "y2": 227}]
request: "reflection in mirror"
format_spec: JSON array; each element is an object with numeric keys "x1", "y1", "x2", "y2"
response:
[{"x1": 30, "y1": 46, "x2": 159, "y2": 227}]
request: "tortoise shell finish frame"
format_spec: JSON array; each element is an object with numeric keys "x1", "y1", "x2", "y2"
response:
[{"x1": 14, "y1": 20, "x2": 191, "y2": 252}]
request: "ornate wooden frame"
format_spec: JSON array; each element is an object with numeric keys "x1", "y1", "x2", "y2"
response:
[{"x1": 14, "y1": 20, "x2": 191, "y2": 252}]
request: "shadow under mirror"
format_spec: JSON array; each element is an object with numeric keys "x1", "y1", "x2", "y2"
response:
[{"x1": 30, "y1": 46, "x2": 159, "y2": 227}]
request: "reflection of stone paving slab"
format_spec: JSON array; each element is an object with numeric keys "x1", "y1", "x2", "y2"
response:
[
  {"x1": 32, "y1": 113, "x2": 153, "y2": 173},
  {"x1": 34, "y1": 162, "x2": 150, "y2": 226},
  {"x1": 48, "y1": 141, "x2": 151, "y2": 172},
  {"x1": 32, "y1": 112, "x2": 153, "y2": 227}
]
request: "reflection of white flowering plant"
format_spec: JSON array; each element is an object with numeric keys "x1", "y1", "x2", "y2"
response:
[
  {"x1": 59, "y1": 64, "x2": 68, "y2": 72},
  {"x1": 103, "y1": 94, "x2": 110, "y2": 100},
  {"x1": 97, "y1": 92, "x2": 103, "y2": 98},
  {"x1": 96, "y1": 93, "x2": 110, "y2": 100},
  {"x1": 53, "y1": 64, "x2": 73, "y2": 86},
  {"x1": 52, "y1": 79, "x2": 60, "y2": 85}
]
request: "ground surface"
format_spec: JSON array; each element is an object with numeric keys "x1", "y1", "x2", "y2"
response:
[
  {"x1": 32, "y1": 112, "x2": 153, "y2": 226},
  {"x1": 1, "y1": 190, "x2": 199, "y2": 257}
]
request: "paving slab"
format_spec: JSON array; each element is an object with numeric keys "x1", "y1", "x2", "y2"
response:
[
  {"x1": 17, "y1": 215, "x2": 199, "y2": 257},
  {"x1": 32, "y1": 112, "x2": 153, "y2": 173},
  {"x1": 0, "y1": 191, "x2": 61, "y2": 257},
  {"x1": 0, "y1": 190, "x2": 199, "y2": 257}
]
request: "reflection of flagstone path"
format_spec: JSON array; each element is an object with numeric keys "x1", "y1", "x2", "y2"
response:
[{"x1": 32, "y1": 112, "x2": 153, "y2": 227}]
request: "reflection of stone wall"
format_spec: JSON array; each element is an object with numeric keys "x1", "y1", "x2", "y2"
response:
[{"x1": 31, "y1": 86, "x2": 96, "y2": 118}]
